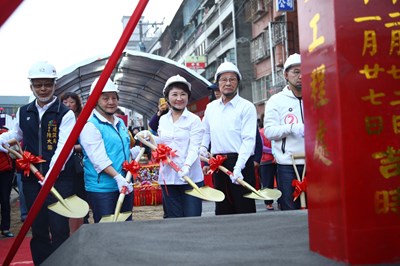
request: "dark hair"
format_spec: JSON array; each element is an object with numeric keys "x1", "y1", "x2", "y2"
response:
[
  {"x1": 164, "y1": 82, "x2": 191, "y2": 99},
  {"x1": 60, "y1": 92, "x2": 82, "y2": 115}
]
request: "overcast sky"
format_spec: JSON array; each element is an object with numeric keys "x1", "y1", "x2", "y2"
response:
[{"x1": 0, "y1": 0, "x2": 182, "y2": 96}]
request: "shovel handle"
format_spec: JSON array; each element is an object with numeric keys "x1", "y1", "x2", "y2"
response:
[
  {"x1": 199, "y1": 155, "x2": 266, "y2": 198},
  {"x1": 135, "y1": 133, "x2": 157, "y2": 150},
  {"x1": 4, "y1": 143, "x2": 73, "y2": 208},
  {"x1": 136, "y1": 135, "x2": 205, "y2": 194}
]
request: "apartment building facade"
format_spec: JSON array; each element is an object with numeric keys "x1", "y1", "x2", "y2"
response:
[{"x1": 148, "y1": 0, "x2": 300, "y2": 118}]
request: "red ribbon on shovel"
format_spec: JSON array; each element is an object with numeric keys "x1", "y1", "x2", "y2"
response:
[
  {"x1": 208, "y1": 155, "x2": 226, "y2": 174},
  {"x1": 122, "y1": 160, "x2": 141, "y2": 180},
  {"x1": 151, "y1": 144, "x2": 177, "y2": 164},
  {"x1": 292, "y1": 177, "x2": 307, "y2": 201},
  {"x1": 15, "y1": 151, "x2": 46, "y2": 177}
]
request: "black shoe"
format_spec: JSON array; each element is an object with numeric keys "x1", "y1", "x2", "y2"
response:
[{"x1": 2, "y1": 230, "x2": 14, "y2": 237}]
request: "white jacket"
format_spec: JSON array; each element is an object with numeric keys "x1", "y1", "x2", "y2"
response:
[{"x1": 263, "y1": 86, "x2": 305, "y2": 165}]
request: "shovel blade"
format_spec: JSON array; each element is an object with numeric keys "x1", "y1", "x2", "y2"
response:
[
  {"x1": 99, "y1": 211, "x2": 132, "y2": 223},
  {"x1": 243, "y1": 188, "x2": 282, "y2": 201},
  {"x1": 185, "y1": 186, "x2": 225, "y2": 202},
  {"x1": 48, "y1": 195, "x2": 89, "y2": 218}
]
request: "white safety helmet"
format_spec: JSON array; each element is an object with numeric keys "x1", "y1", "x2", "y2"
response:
[
  {"x1": 283, "y1": 53, "x2": 301, "y2": 72},
  {"x1": 89, "y1": 77, "x2": 119, "y2": 95},
  {"x1": 214, "y1": 61, "x2": 242, "y2": 81},
  {"x1": 162, "y1": 75, "x2": 191, "y2": 97},
  {"x1": 28, "y1": 61, "x2": 57, "y2": 79}
]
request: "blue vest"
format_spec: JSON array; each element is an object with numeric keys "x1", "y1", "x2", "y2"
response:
[
  {"x1": 19, "y1": 99, "x2": 74, "y2": 181},
  {"x1": 82, "y1": 114, "x2": 130, "y2": 192}
]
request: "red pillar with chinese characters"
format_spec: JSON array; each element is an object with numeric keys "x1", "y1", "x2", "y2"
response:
[{"x1": 298, "y1": 1, "x2": 400, "y2": 264}]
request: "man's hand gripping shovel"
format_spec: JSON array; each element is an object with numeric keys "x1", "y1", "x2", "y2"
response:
[
  {"x1": 200, "y1": 155, "x2": 282, "y2": 201},
  {"x1": 135, "y1": 133, "x2": 224, "y2": 202},
  {"x1": 4, "y1": 139, "x2": 89, "y2": 218},
  {"x1": 100, "y1": 147, "x2": 145, "y2": 223}
]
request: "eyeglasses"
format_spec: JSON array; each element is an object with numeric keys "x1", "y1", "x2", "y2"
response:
[
  {"x1": 219, "y1": 77, "x2": 238, "y2": 84},
  {"x1": 31, "y1": 82, "x2": 54, "y2": 89},
  {"x1": 290, "y1": 70, "x2": 302, "y2": 76}
]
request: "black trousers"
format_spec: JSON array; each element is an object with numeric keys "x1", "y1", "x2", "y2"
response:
[
  {"x1": 0, "y1": 169, "x2": 14, "y2": 231},
  {"x1": 213, "y1": 154, "x2": 256, "y2": 215},
  {"x1": 24, "y1": 179, "x2": 73, "y2": 265}
]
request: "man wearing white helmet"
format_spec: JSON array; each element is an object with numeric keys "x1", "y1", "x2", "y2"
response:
[
  {"x1": 147, "y1": 75, "x2": 204, "y2": 218},
  {"x1": 263, "y1": 53, "x2": 305, "y2": 210},
  {"x1": 0, "y1": 61, "x2": 77, "y2": 264},
  {"x1": 79, "y1": 77, "x2": 140, "y2": 223},
  {"x1": 200, "y1": 62, "x2": 258, "y2": 215}
]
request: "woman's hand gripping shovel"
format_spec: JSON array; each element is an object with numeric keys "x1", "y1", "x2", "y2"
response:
[
  {"x1": 135, "y1": 133, "x2": 225, "y2": 202},
  {"x1": 200, "y1": 155, "x2": 282, "y2": 201},
  {"x1": 100, "y1": 147, "x2": 145, "y2": 223},
  {"x1": 4, "y1": 139, "x2": 89, "y2": 218}
]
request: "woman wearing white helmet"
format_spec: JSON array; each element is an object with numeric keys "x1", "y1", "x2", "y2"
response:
[
  {"x1": 79, "y1": 77, "x2": 140, "y2": 223},
  {"x1": 153, "y1": 74, "x2": 204, "y2": 218}
]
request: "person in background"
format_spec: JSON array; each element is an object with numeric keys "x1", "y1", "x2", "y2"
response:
[
  {"x1": 141, "y1": 75, "x2": 204, "y2": 218},
  {"x1": 148, "y1": 97, "x2": 169, "y2": 134},
  {"x1": 80, "y1": 77, "x2": 140, "y2": 223},
  {"x1": 16, "y1": 171, "x2": 28, "y2": 222},
  {"x1": 147, "y1": 97, "x2": 169, "y2": 218},
  {"x1": 0, "y1": 61, "x2": 76, "y2": 265},
  {"x1": 60, "y1": 92, "x2": 88, "y2": 231},
  {"x1": 263, "y1": 53, "x2": 305, "y2": 210},
  {"x1": 200, "y1": 62, "x2": 257, "y2": 215},
  {"x1": 0, "y1": 126, "x2": 15, "y2": 237},
  {"x1": 258, "y1": 114, "x2": 277, "y2": 210},
  {"x1": 207, "y1": 83, "x2": 221, "y2": 101}
]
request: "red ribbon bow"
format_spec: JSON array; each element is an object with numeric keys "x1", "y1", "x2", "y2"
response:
[
  {"x1": 151, "y1": 144, "x2": 177, "y2": 164},
  {"x1": 292, "y1": 177, "x2": 307, "y2": 201},
  {"x1": 122, "y1": 160, "x2": 141, "y2": 180},
  {"x1": 208, "y1": 155, "x2": 227, "y2": 174},
  {"x1": 16, "y1": 151, "x2": 46, "y2": 177}
]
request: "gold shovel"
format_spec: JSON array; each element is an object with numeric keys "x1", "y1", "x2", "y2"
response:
[
  {"x1": 135, "y1": 134, "x2": 225, "y2": 202},
  {"x1": 200, "y1": 155, "x2": 282, "y2": 201},
  {"x1": 100, "y1": 147, "x2": 145, "y2": 223},
  {"x1": 5, "y1": 141, "x2": 89, "y2": 218}
]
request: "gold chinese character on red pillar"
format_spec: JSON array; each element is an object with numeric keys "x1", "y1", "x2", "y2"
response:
[
  {"x1": 314, "y1": 120, "x2": 332, "y2": 166},
  {"x1": 311, "y1": 64, "x2": 329, "y2": 108},
  {"x1": 360, "y1": 64, "x2": 385, "y2": 79},
  {"x1": 393, "y1": 115, "x2": 400, "y2": 134},
  {"x1": 365, "y1": 116, "x2": 383, "y2": 134},
  {"x1": 363, "y1": 0, "x2": 398, "y2": 5},
  {"x1": 363, "y1": 30, "x2": 378, "y2": 56},
  {"x1": 362, "y1": 88, "x2": 385, "y2": 105},
  {"x1": 374, "y1": 188, "x2": 400, "y2": 214},
  {"x1": 372, "y1": 146, "x2": 400, "y2": 179},
  {"x1": 308, "y1": 13, "x2": 325, "y2": 52}
]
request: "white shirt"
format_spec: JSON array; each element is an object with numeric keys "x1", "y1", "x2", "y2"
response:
[
  {"x1": 156, "y1": 108, "x2": 204, "y2": 185},
  {"x1": 0, "y1": 97, "x2": 75, "y2": 172},
  {"x1": 201, "y1": 94, "x2": 257, "y2": 170},
  {"x1": 79, "y1": 109, "x2": 120, "y2": 173}
]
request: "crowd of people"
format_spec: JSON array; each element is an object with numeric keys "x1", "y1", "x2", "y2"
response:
[{"x1": 0, "y1": 54, "x2": 305, "y2": 265}]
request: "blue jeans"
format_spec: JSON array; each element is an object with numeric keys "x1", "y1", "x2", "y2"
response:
[
  {"x1": 86, "y1": 191, "x2": 133, "y2": 223},
  {"x1": 259, "y1": 163, "x2": 277, "y2": 205},
  {"x1": 276, "y1": 164, "x2": 305, "y2": 210},
  {"x1": 16, "y1": 172, "x2": 28, "y2": 220},
  {"x1": 161, "y1": 182, "x2": 203, "y2": 218}
]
